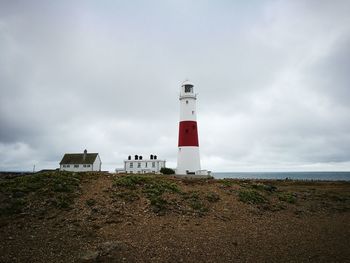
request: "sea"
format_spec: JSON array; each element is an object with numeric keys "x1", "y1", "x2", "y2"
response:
[{"x1": 212, "y1": 172, "x2": 350, "y2": 181}]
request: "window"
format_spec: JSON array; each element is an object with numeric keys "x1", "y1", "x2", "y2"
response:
[
  {"x1": 152, "y1": 162, "x2": 155, "y2": 168},
  {"x1": 67, "y1": 165, "x2": 70, "y2": 168},
  {"x1": 145, "y1": 162, "x2": 148, "y2": 168},
  {"x1": 192, "y1": 111, "x2": 194, "y2": 115},
  {"x1": 184, "y1": 85, "x2": 192, "y2": 93},
  {"x1": 87, "y1": 164, "x2": 90, "y2": 167},
  {"x1": 74, "y1": 165, "x2": 79, "y2": 168},
  {"x1": 186, "y1": 100, "x2": 188, "y2": 104},
  {"x1": 83, "y1": 164, "x2": 86, "y2": 167},
  {"x1": 137, "y1": 162, "x2": 141, "y2": 168},
  {"x1": 130, "y1": 163, "x2": 133, "y2": 168}
]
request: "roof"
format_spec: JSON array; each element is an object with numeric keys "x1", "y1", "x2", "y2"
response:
[
  {"x1": 181, "y1": 80, "x2": 194, "y2": 86},
  {"x1": 59, "y1": 153, "x2": 98, "y2": 165},
  {"x1": 124, "y1": 159, "x2": 166, "y2": 162}
]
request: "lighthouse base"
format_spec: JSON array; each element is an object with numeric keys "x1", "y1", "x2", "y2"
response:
[{"x1": 176, "y1": 146, "x2": 201, "y2": 175}]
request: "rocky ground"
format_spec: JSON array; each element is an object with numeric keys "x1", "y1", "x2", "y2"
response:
[{"x1": 0, "y1": 172, "x2": 350, "y2": 263}]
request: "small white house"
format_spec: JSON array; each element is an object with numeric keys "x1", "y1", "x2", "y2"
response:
[
  {"x1": 59, "y1": 149, "x2": 102, "y2": 172},
  {"x1": 124, "y1": 154, "x2": 166, "y2": 174}
]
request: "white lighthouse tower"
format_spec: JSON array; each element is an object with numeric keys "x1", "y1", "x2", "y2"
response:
[{"x1": 176, "y1": 80, "x2": 202, "y2": 175}]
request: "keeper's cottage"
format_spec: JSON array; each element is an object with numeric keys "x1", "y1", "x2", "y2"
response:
[
  {"x1": 124, "y1": 154, "x2": 165, "y2": 174},
  {"x1": 59, "y1": 149, "x2": 102, "y2": 172}
]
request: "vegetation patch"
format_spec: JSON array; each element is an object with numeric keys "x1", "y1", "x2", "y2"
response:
[
  {"x1": 112, "y1": 191, "x2": 140, "y2": 202},
  {"x1": 183, "y1": 191, "x2": 208, "y2": 213},
  {"x1": 113, "y1": 175, "x2": 181, "y2": 213},
  {"x1": 113, "y1": 176, "x2": 213, "y2": 214},
  {"x1": 251, "y1": 183, "x2": 277, "y2": 192},
  {"x1": 149, "y1": 195, "x2": 168, "y2": 213},
  {"x1": 160, "y1": 167, "x2": 175, "y2": 175},
  {"x1": 238, "y1": 190, "x2": 266, "y2": 204},
  {"x1": 206, "y1": 192, "x2": 220, "y2": 202},
  {"x1": 278, "y1": 192, "x2": 297, "y2": 204},
  {"x1": 220, "y1": 179, "x2": 235, "y2": 187},
  {"x1": 113, "y1": 175, "x2": 148, "y2": 189},
  {"x1": 0, "y1": 172, "x2": 82, "y2": 217}
]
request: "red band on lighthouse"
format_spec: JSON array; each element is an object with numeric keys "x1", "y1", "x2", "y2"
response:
[{"x1": 178, "y1": 121, "x2": 199, "y2": 147}]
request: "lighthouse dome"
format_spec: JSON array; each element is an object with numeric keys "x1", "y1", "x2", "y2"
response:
[
  {"x1": 181, "y1": 80, "x2": 194, "y2": 87},
  {"x1": 180, "y1": 80, "x2": 196, "y2": 99}
]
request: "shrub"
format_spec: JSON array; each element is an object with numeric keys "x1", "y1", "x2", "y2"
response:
[
  {"x1": 251, "y1": 183, "x2": 277, "y2": 192},
  {"x1": 113, "y1": 175, "x2": 148, "y2": 189},
  {"x1": 238, "y1": 190, "x2": 266, "y2": 204},
  {"x1": 113, "y1": 175, "x2": 181, "y2": 213},
  {"x1": 278, "y1": 192, "x2": 297, "y2": 204},
  {"x1": 160, "y1": 167, "x2": 175, "y2": 175},
  {"x1": 183, "y1": 191, "x2": 208, "y2": 212},
  {"x1": 0, "y1": 172, "x2": 82, "y2": 216},
  {"x1": 206, "y1": 192, "x2": 220, "y2": 202},
  {"x1": 220, "y1": 179, "x2": 235, "y2": 187},
  {"x1": 149, "y1": 195, "x2": 168, "y2": 213}
]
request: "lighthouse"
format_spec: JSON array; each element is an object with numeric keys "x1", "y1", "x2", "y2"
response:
[{"x1": 177, "y1": 80, "x2": 201, "y2": 175}]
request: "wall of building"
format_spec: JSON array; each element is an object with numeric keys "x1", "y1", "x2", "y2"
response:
[
  {"x1": 60, "y1": 164, "x2": 93, "y2": 172},
  {"x1": 92, "y1": 155, "x2": 102, "y2": 171},
  {"x1": 124, "y1": 159, "x2": 166, "y2": 174}
]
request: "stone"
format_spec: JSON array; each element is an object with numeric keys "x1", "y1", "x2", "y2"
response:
[{"x1": 80, "y1": 250, "x2": 99, "y2": 262}]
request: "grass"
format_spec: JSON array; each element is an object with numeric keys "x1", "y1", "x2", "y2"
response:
[
  {"x1": 220, "y1": 179, "x2": 235, "y2": 187},
  {"x1": 113, "y1": 175, "x2": 148, "y2": 189},
  {"x1": 183, "y1": 191, "x2": 208, "y2": 213},
  {"x1": 0, "y1": 172, "x2": 82, "y2": 216},
  {"x1": 206, "y1": 192, "x2": 220, "y2": 202},
  {"x1": 251, "y1": 183, "x2": 277, "y2": 192},
  {"x1": 113, "y1": 175, "x2": 211, "y2": 214},
  {"x1": 238, "y1": 190, "x2": 266, "y2": 204},
  {"x1": 278, "y1": 192, "x2": 297, "y2": 204},
  {"x1": 113, "y1": 175, "x2": 181, "y2": 213}
]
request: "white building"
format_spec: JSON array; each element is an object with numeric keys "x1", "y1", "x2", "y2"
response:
[
  {"x1": 124, "y1": 154, "x2": 166, "y2": 174},
  {"x1": 59, "y1": 149, "x2": 102, "y2": 172}
]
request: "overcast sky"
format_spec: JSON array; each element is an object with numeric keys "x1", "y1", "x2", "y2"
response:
[{"x1": 1, "y1": 0, "x2": 350, "y2": 172}]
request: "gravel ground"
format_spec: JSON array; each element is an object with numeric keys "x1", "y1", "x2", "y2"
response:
[{"x1": 0, "y1": 173, "x2": 349, "y2": 263}]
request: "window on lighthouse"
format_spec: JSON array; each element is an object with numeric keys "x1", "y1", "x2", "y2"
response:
[{"x1": 184, "y1": 85, "x2": 193, "y2": 93}]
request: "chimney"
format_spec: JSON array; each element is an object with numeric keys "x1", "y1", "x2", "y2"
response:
[{"x1": 83, "y1": 149, "x2": 87, "y2": 161}]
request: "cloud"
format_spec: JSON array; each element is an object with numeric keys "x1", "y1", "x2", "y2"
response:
[{"x1": 0, "y1": 0, "x2": 350, "y2": 172}]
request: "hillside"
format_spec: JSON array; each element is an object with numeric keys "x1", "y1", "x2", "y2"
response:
[{"x1": 1, "y1": 172, "x2": 350, "y2": 262}]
